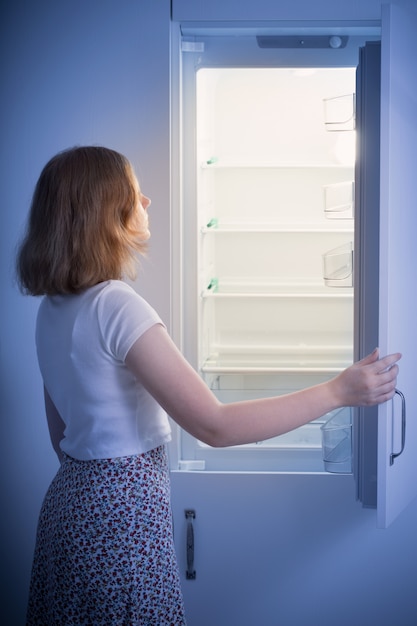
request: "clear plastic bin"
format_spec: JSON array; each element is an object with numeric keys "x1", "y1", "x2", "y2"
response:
[
  {"x1": 321, "y1": 407, "x2": 352, "y2": 473},
  {"x1": 323, "y1": 94, "x2": 355, "y2": 131},
  {"x1": 323, "y1": 181, "x2": 354, "y2": 219},
  {"x1": 322, "y1": 242, "x2": 353, "y2": 287}
]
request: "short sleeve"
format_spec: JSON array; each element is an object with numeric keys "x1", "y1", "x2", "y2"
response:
[{"x1": 96, "y1": 281, "x2": 165, "y2": 362}]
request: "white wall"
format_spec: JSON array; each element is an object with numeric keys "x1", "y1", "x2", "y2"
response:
[{"x1": 1, "y1": 1, "x2": 417, "y2": 624}]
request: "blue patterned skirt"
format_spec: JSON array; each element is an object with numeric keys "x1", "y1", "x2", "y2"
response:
[{"x1": 27, "y1": 446, "x2": 186, "y2": 625}]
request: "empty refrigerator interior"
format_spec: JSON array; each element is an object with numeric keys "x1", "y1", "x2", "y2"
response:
[{"x1": 182, "y1": 66, "x2": 356, "y2": 472}]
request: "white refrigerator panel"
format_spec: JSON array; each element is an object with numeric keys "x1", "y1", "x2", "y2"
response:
[
  {"x1": 377, "y1": 3, "x2": 417, "y2": 528},
  {"x1": 176, "y1": 19, "x2": 417, "y2": 523}
]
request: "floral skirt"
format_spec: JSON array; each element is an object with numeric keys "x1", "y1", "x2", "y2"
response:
[{"x1": 26, "y1": 446, "x2": 186, "y2": 625}]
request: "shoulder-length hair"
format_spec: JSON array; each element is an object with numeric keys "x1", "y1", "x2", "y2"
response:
[{"x1": 16, "y1": 146, "x2": 149, "y2": 295}]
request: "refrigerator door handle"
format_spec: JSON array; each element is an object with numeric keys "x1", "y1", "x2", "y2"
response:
[
  {"x1": 390, "y1": 389, "x2": 406, "y2": 466},
  {"x1": 185, "y1": 509, "x2": 196, "y2": 579}
]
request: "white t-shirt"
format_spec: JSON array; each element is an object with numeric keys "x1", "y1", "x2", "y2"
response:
[{"x1": 36, "y1": 280, "x2": 171, "y2": 460}]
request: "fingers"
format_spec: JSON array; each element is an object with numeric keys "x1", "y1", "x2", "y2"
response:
[
  {"x1": 374, "y1": 361, "x2": 399, "y2": 388},
  {"x1": 334, "y1": 350, "x2": 401, "y2": 408},
  {"x1": 359, "y1": 351, "x2": 401, "y2": 406},
  {"x1": 377, "y1": 368, "x2": 399, "y2": 392},
  {"x1": 367, "y1": 389, "x2": 396, "y2": 406},
  {"x1": 374, "y1": 382, "x2": 398, "y2": 404},
  {"x1": 358, "y1": 347, "x2": 379, "y2": 366},
  {"x1": 376, "y1": 352, "x2": 402, "y2": 373},
  {"x1": 368, "y1": 361, "x2": 400, "y2": 405},
  {"x1": 360, "y1": 349, "x2": 402, "y2": 370}
]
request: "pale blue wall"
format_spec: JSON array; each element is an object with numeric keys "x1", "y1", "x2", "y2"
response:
[
  {"x1": 0, "y1": 1, "x2": 171, "y2": 623},
  {"x1": 1, "y1": 1, "x2": 417, "y2": 624}
]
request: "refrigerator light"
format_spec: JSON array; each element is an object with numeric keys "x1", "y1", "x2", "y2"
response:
[{"x1": 329, "y1": 36, "x2": 343, "y2": 49}]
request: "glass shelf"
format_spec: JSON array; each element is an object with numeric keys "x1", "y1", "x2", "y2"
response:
[
  {"x1": 201, "y1": 348, "x2": 353, "y2": 374},
  {"x1": 201, "y1": 278, "x2": 353, "y2": 298},
  {"x1": 201, "y1": 221, "x2": 354, "y2": 234},
  {"x1": 200, "y1": 160, "x2": 354, "y2": 169}
]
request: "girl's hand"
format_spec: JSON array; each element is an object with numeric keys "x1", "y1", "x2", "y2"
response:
[{"x1": 330, "y1": 348, "x2": 401, "y2": 408}]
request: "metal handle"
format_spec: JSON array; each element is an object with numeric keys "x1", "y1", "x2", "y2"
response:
[
  {"x1": 390, "y1": 389, "x2": 406, "y2": 466},
  {"x1": 185, "y1": 509, "x2": 196, "y2": 580}
]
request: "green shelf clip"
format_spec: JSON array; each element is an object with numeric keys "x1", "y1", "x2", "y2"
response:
[
  {"x1": 207, "y1": 278, "x2": 219, "y2": 292},
  {"x1": 206, "y1": 217, "x2": 218, "y2": 229}
]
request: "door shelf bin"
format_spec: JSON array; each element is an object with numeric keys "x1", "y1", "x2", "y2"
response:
[
  {"x1": 323, "y1": 181, "x2": 354, "y2": 219},
  {"x1": 321, "y1": 407, "x2": 352, "y2": 473},
  {"x1": 323, "y1": 93, "x2": 356, "y2": 131},
  {"x1": 323, "y1": 242, "x2": 353, "y2": 287}
]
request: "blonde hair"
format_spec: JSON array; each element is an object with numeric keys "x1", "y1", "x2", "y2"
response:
[{"x1": 16, "y1": 146, "x2": 148, "y2": 295}]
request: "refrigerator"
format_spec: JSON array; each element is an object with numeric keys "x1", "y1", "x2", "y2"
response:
[{"x1": 172, "y1": 4, "x2": 417, "y2": 528}]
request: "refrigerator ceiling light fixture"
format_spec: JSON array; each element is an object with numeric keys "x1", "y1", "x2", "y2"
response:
[{"x1": 256, "y1": 35, "x2": 348, "y2": 49}]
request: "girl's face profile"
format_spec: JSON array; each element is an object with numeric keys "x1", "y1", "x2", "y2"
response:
[
  {"x1": 140, "y1": 192, "x2": 151, "y2": 211},
  {"x1": 138, "y1": 192, "x2": 151, "y2": 240},
  {"x1": 134, "y1": 174, "x2": 151, "y2": 241}
]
